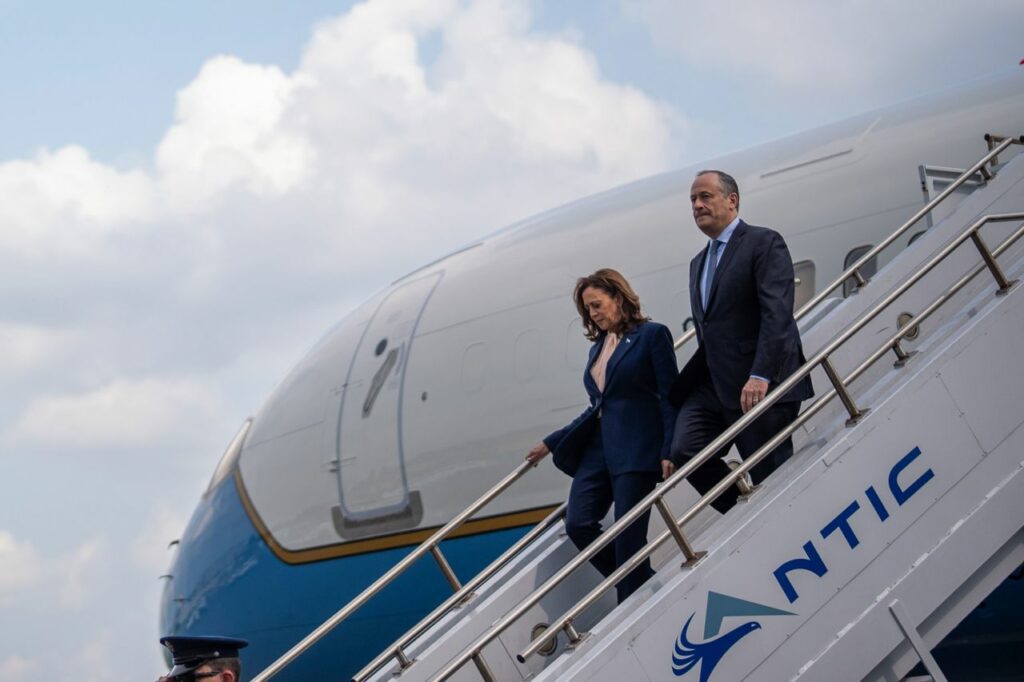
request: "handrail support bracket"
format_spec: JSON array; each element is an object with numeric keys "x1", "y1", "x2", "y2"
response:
[
  {"x1": 395, "y1": 647, "x2": 414, "y2": 670},
  {"x1": 821, "y1": 356, "x2": 869, "y2": 426},
  {"x1": 564, "y1": 621, "x2": 588, "y2": 649},
  {"x1": 727, "y1": 460, "x2": 758, "y2": 498},
  {"x1": 431, "y1": 545, "x2": 464, "y2": 593},
  {"x1": 892, "y1": 341, "x2": 917, "y2": 368},
  {"x1": 969, "y1": 231, "x2": 1017, "y2": 293},
  {"x1": 654, "y1": 498, "x2": 706, "y2": 568},
  {"x1": 470, "y1": 652, "x2": 497, "y2": 682}
]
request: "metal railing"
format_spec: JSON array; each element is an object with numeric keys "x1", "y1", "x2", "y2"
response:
[
  {"x1": 505, "y1": 212, "x2": 1024, "y2": 667},
  {"x1": 251, "y1": 459, "x2": 562, "y2": 682},
  {"x1": 252, "y1": 134, "x2": 1021, "y2": 682},
  {"x1": 672, "y1": 133, "x2": 1023, "y2": 351},
  {"x1": 430, "y1": 205, "x2": 1024, "y2": 679},
  {"x1": 352, "y1": 502, "x2": 567, "y2": 681}
]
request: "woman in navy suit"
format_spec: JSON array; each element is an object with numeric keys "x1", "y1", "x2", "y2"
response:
[{"x1": 526, "y1": 268, "x2": 678, "y2": 603}]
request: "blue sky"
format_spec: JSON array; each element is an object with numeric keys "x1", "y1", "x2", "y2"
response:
[{"x1": 0, "y1": 1, "x2": 1021, "y2": 680}]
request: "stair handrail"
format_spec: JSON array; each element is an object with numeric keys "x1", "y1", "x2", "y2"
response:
[
  {"x1": 250, "y1": 460, "x2": 558, "y2": 682},
  {"x1": 352, "y1": 501, "x2": 567, "y2": 681},
  {"x1": 672, "y1": 133, "x2": 1024, "y2": 352},
  {"x1": 510, "y1": 212, "x2": 1024, "y2": 669},
  {"x1": 429, "y1": 199, "x2": 1024, "y2": 680},
  {"x1": 253, "y1": 134, "x2": 1021, "y2": 682}
]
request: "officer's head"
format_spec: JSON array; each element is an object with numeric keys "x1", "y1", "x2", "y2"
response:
[{"x1": 159, "y1": 635, "x2": 248, "y2": 682}]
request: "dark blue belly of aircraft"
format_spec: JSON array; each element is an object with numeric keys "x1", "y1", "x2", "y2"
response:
[{"x1": 159, "y1": 475, "x2": 532, "y2": 680}]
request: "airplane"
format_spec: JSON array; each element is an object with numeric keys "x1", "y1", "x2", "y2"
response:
[{"x1": 158, "y1": 67, "x2": 1024, "y2": 680}]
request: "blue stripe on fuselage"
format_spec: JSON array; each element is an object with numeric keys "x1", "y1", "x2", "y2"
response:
[{"x1": 160, "y1": 475, "x2": 532, "y2": 681}]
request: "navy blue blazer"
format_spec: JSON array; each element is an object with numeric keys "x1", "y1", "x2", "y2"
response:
[
  {"x1": 670, "y1": 220, "x2": 814, "y2": 410},
  {"x1": 544, "y1": 321, "x2": 679, "y2": 477}
]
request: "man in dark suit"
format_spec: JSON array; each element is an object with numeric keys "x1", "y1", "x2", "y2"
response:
[{"x1": 668, "y1": 170, "x2": 813, "y2": 514}]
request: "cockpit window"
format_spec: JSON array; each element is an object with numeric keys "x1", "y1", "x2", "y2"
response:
[{"x1": 206, "y1": 419, "x2": 252, "y2": 494}]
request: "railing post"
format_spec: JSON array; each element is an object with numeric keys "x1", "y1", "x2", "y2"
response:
[
  {"x1": 969, "y1": 231, "x2": 1018, "y2": 294},
  {"x1": 395, "y1": 647, "x2": 414, "y2": 669},
  {"x1": 821, "y1": 356, "x2": 869, "y2": 426},
  {"x1": 470, "y1": 652, "x2": 497, "y2": 682},
  {"x1": 848, "y1": 267, "x2": 869, "y2": 292},
  {"x1": 727, "y1": 460, "x2": 757, "y2": 497},
  {"x1": 891, "y1": 340, "x2": 916, "y2": 368},
  {"x1": 430, "y1": 545, "x2": 464, "y2": 593},
  {"x1": 564, "y1": 620, "x2": 584, "y2": 646},
  {"x1": 654, "y1": 497, "x2": 706, "y2": 568}
]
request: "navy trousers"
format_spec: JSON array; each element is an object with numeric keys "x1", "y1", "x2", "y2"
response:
[
  {"x1": 564, "y1": 428, "x2": 659, "y2": 603},
  {"x1": 670, "y1": 381, "x2": 800, "y2": 515}
]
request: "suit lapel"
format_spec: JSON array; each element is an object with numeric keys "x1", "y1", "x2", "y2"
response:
[
  {"x1": 603, "y1": 326, "x2": 641, "y2": 390},
  {"x1": 691, "y1": 245, "x2": 707, "y2": 318},
  {"x1": 705, "y1": 220, "x2": 748, "y2": 314},
  {"x1": 583, "y1": 336, "x2": 603, "y2": 396}
]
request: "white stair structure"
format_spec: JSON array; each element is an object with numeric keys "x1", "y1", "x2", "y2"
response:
[
  {"x1": 250, "y1": 136, "x2": 1024, "y2": 682},
  {"x1": 362, "y1": 138, "x2": 1024, "y2": 682}
]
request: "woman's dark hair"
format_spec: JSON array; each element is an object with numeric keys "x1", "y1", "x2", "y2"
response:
[{"x1": 573, "y1": 268, "x2": 649, "y2": 341}]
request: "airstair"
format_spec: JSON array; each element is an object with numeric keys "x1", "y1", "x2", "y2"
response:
[{"x1": 251, "y1": 134, "x2": 1024, "y2": 682}]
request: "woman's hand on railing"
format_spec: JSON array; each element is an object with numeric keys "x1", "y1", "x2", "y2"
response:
[{"x1": 526, "y1": 442, "x2": 550, "y2": 466}]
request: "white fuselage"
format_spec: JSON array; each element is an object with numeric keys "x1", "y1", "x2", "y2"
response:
[{"x1": 231, "y1": 70, "x2": 1024, "y2": 561}]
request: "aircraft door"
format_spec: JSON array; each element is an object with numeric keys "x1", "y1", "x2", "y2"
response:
[{"x1": 332, "y1": 273, "x2": 440, "y2": 538}]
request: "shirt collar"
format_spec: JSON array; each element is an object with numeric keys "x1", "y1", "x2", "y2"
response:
[{"x1": 713, "y1": 216, "x2": 741, "y2": 247}]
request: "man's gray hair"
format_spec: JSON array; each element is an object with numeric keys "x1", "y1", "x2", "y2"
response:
[{"x1": 696, "y1": 169, "x2": 740, "y2": 208}]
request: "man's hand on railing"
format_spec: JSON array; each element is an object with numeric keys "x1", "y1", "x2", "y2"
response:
[
  {"x1": 526, "y1": 442, "x2": 550, "y2": 466},
  {"x1": 740, "y1": 377, "x2": 769, "y2": 413},
  {"x1": 661, "y1": 459, "x2": 675, "y2": 480}
]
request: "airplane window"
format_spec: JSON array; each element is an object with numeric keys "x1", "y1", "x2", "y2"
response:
[
  {"x1": 843, "y1": 246, "x2": 877, "y2": 297},
  {"x1": 793, "y1": 260, "x2": 816, "y2": 311},
  {"x1": 206, "y1": 419, "x2": 252, "y2": 494},
  {"x1": 374, "y1": 338, "x2": 388, "y2": 356}
]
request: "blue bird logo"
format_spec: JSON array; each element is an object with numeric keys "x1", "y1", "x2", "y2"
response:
[
  {"x1": 670, "y1": 591, "x2": 794, "y2": 680},
  {"x1": 672, "y1": 613, "x2": 760, "y2": 681}
]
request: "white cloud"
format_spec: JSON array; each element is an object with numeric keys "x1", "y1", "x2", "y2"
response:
[
  {"x1": 1, "y1": 0, "x2": 681, "y2": 340},
  {"x1": 0, "y1": 656, "x2": 38, "y2": 682},
  {"x1": 0, "y1": 531, "x2": 42, "y2": 597},
  {"x1": 622, "y1": 0, "x2": 1024, "y2": 101},
  {"x1": 156, "y1": 55, "x2": 316, "y2": 209},
  {"x1": 62, "y1": 630, "x2": 115, "y2": 682},
  {"x1": 58, "y1": 540, "x2": 103, "y2": 609},
  {"x1": 0, "y1": 146, "x2": 155, "y2": 256},
  {"x1": 14, "y1": 378, "x2": 221, "y2": 450},
  {"x1": 0, "y1": 530, "x2": 101, "y2": 610},
  {"x1": 0, "y1": 323, "x2": 76, "y2": 377}
]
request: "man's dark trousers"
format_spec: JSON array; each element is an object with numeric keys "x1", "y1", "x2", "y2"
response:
[{"x1": 671, "y1": 381, "x2": 799, "y2": 514}]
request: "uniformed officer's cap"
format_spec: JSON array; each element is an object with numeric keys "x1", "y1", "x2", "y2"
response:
[{"x1": 159, "y1": 635, "x2": 248, "y2": 678}]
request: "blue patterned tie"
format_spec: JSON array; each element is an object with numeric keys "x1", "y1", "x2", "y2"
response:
[{"x1": 703, "y1": 239, "x2": 722, "y2": 310}]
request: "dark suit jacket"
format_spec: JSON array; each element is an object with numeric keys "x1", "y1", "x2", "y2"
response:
[
  {"x1": 544, "y1": 321, "x2": 678, "y2": 477},
  {"x1": 670, "y1": 220, "x2": 814, "y2": 410}
]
